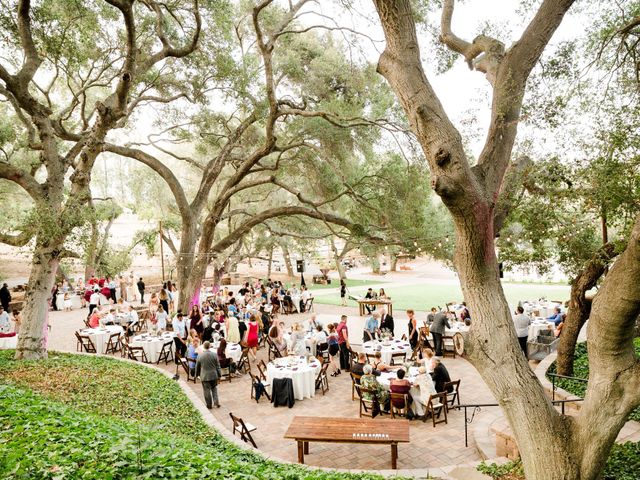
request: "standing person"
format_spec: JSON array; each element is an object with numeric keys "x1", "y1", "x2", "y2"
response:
[
  {"x1": 88, "y1": 287, "x2": 100, "y2": 315},
  {"x1": 167, "y1": 281, "x2": 176, "y2": 314},
  {"x1": 0, "y1": 283, "x2": 11, "y2": 312},
  {"x1": 430, "y1": 309, "x2": 451, "y2": 357},
  {"x1": 159, "y1": 285, "x2": 169, "y2": 314},
  {"x1": 427, "y1": 307, "x2": 437, "y2": 325},
  {"x1": 327, "y1": 323, "x2": 340, "y2": 376},
  {"x1": 337, "y1": 315, "x2": 350, "y2": 372},
  {"x1": 407, "y1": 309, "x2": 418, "y2": 349},
  {"x1": 119, "y1": 275, "x2": 128, "y2": 302},
  {"x1": 127, "y1": 274, "x2": 136, "y2": 302},
  {"x1": 363, "y1": 312, "x2": 380, "y2": 342},
  {"x1": 51, "y1": 283, "x2": 59, "y2": 311},
  {"x1": 379, "y1": 307, "x2": 394, "y2": 336},
  {"x1": 244, "y1": 314, "x2": 259, "y2": 360},
  {"x1": 513, "y1": 306, "x2": 531, "y2": 357},
  {"x1": 172, "y1": 312, "x2": 188, "y2": 360},
  {"x1": 189, "y1": 305, "x2": 204, "y2": 338},
  {"x1": 11, "y1": 309, "x2": 21, "y2": 334},
  {"x1": 108, "y1": 277, "x2": 117, "y2": 302},
  {"x1": 195, "y1": 341, "x2": 222, "y2": 409},
  {"x1": 340, "y1": 279, "x2": 347, "y2": 306},
  {"x1": 226, "y1": 314, "x2": 240, "y2": 343},
  {"x1": 137, "y1": 278, "x2": 146, "y2": 304}
]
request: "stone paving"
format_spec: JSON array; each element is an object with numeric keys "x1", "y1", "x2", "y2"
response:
[{"x1": 44, "y1": 300, "x2": 500, "y2": 472}]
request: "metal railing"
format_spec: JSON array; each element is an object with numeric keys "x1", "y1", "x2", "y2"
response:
[
  {"x1": 547, "y1": 372, "x2": 588, "y2": 401},
  {"x1": 455, "y1": 397, "x2": 585, "y2": 447}
]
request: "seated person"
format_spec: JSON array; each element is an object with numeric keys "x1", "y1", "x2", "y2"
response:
[
  {"x1": 547, "y1": 306, "x2": 563, "y2": 327},
  {"x1": 421, "y1": 348, "x2": 435, "y2": 372},
  {"x1": 360, "y1": 364, "x2": 389, "y2": 411},
  {"x1": 350, "y1": 352, "x2": 368, "y2": 377},
  {"x1": 364, "y1": 288, "x2": 377, "y2": 314},
  {"x1": 0, "y1": 306, "x2": 11, "y2": 333},
  {"x1": 389, "y1": 368, "x2": 412, "y2": 409},
  {"x1": 103, "y1": 309, "x2": 116, "y2": 325},
  {"x1": 216, "y1": 338, "x2": 238, "y2": 376},
  {"x1": 313, "y1": 324, "x2": 328, "y2": 354},
  {"x1": 430, "y1": 357, "x2": 453, "y2": 393},
  {"x1": 88, "y1": 310, "x2": 101, "y2": 328},
  {"x1": 268, "y1": 323, "x2": 287, "y2": 356},
  {"x1": 186, "y1": 337, "x2": 200, "y2": 377},
  {"x1": 414, "y1": 366, "x2": 437, "y2": 410},
  {"x1": 370, "y1": 351, "x2": 391, "y2": 372},
  {"x1": 156, "y1": 305, "x2": 169, "y2": 330},
  {"x1": 307, "y1": 314, "x2": 322, "y2": 333},
  {"x1": 554, "y1": 314, "x2": 565, "y2": 338}
]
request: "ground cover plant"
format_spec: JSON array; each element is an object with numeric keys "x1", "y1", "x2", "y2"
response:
[{"x1": 0, "y1": 351, "x2": 397, "y2": 480}]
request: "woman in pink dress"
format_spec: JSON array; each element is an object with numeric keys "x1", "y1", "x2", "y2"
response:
[{"x1": 244, "y1": 314, "x2": 259, "y2": 361}]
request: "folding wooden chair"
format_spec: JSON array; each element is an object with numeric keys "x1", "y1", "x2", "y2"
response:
[
  {"x1": 350, "y1": 372, "x2": 362, "y2": 401},
  {"x1": 443, "y1": 379, "x2": 461, "y2": 410},
  {"x1": 175, "y1": 351, "x2": 197, "y2": 383},
  {"x1": 127, "y1": 345, "x2": 149, "y2": 363},
  {"x1": 104, "y1": 331, "x2": 122, "y2": 355},
  {"x1": 389, "y1": 393, "x2": 410, "y2": 419},
  {"x1": 156, "y1": 339, "x2": 174, "y2": 365},
  {"x1": 390, "y1": 352, "x2": 407, "y2": 366},
  {"x1": 249, "y1": 371, "x2": 271, "y2": 402},
  {"x1": 256, "y1": 360, "x2": 268, "y2": 381},
  {"x1": 304, "y1": 297, "x2": 315, "y2": 312},
  {"x1": 75, "y1": 331, "x2": 97, "y2": 353},
  {"x1": 229, "y1": 412, "x2": 258, "y2": 448},
  {"x1": 442, "y1": 336, "x2": 457, "y2": 358},
  {"x1": 365, "y1": 353, "x2": 376, "y2": 363},
  {"x1": 236, "y1": 347, "x2": 251, "y2": 374},
  {"x1": 423, "y1": 392, "x2": 448, "y2": 427},
  {"x1": 314, "y1": 362, "x2": 329, "y2": 395},
  {"x1": 355, "y1": 385, "x2": 377, "y2": 418}
]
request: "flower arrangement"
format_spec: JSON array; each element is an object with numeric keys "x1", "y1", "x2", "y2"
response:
[{"x1": 380, "y1": 328, "x2": 393, "y2": 344}]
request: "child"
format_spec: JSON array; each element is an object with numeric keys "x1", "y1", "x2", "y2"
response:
[{"x1": 63, "y1": 292, "x2": 73, "y2": 311}]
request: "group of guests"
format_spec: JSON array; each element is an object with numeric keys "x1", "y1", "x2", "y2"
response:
[
  {"x1": 0, "y1": 284, "x2": 20, "y2": 334},
  {"x1": 351, "y1": 349, "x2": 454, "y2": 417},
  {"x1": 513, "y1": 304, "x2": 566, "y2": 358}
]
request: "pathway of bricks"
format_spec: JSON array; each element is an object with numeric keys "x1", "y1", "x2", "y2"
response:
[{"x1": 45, "y1": 300, "x2": 501, "y2": 472}]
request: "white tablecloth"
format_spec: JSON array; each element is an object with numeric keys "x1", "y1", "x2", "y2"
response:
[
  {"x1": 131, "y1": 332, "x2": 176, "y2": 363},
  {"x1": 266, "y1": 356, "x2": 321, "y2": 400},
  {"x1": 522, "y1": 302, "x2": 562, "y2": 318},
  {"x1": 0, "y1": 335, "x2": 18, "y2": 349},
  {"x1": 378, "y1": 368, "x2": 423, "y2": 415},
  {"x1": 528, "y1": 320, "x2": 554, "y2": 339},
  {"x1": 79, "y1": 326, "x2": 123, "y2": 354},
  {"x1": 363, "y1": 339, "x2": 411, "y2": 365}
]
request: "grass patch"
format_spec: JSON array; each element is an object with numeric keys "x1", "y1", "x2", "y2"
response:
[
  {"x1": 314, "y1": 282, "x2": 571, "y2": 311},
  {"x1": 308, "y1": 278, "x2": 385, "y2": 291},
  {"x1": 0, "y1": 351, "x2": 396, "y2": 480}
]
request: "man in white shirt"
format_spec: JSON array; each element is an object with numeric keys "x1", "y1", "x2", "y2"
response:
[
  {"x1": 172, "y1": 312, "x2": 188, "y2": 360},
  {"x1": 307, "y1": 313, "x2": 322, "y2": 332},
  {"x1": 300, "y1": 288, "x2": 312, "y2": 312},
  {"x1": 513, "y1": 305, "x2": 531, "y2": 358},
  {"x1": 89, "y1": 288, "x2": 101, "y2": 315},
  {"x1": 126, "y1": 305, "x2": 139, "y2": 332},
  {"x1": 0, "y1": 306, "x2": 11, "y2": 333}
]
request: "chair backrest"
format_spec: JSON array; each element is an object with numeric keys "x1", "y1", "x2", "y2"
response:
[
  {"x1": 75, "y1": 331, "x2": 96, "y2": 352},
  {"x1": 128, "y1": 346, "x2": 148, "y2": 362},
  {"x1": 443, "y1": 379, "x2": 460, "y2": 402},
  {"x1": 256, "y1": 362, "x2": 268, "y2": 381},
  {"x1": 390, "y1": 352, "x2": 406, "y2": 365},
  {"x1": 350, "y1": 372, "x2": 362, "y2": 385},
  {"x1": 365, "y1": 353, "x2": 376, "y2": 363},
  {"x1": 390, "y1": 392, "x2": 409, "y2": 412}
]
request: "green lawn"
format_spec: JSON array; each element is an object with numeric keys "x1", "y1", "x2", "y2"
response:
[
  {"x1": 307, "y1": 278, "x2": 385, "y2": 291},
  {"x1": 314, "y1": 282, "x2": 571, "y2": 311},
  {"x1": 0, "y1": 351, "x2": 397, "y2": 480}
]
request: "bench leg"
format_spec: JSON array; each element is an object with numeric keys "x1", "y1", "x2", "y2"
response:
[
  {"x1": 391, "y1": 443, "x2": 398, "y2": 469},
  {"x1": 304, "y1": 441, "x2": 309, "y2": 454},
  {"x1": 297, "y1": 441, "x2": 305, "y2": 464}
]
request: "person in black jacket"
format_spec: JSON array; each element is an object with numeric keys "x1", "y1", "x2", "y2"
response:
[
  {"x1": 430, "y1": 357, "x2": 453, "y2": 393},
  {"x1": 379, "y1": 307, "x2": 394, "y2": 336},
  {"x1": 0, "y1": 283, "x2": 11, "y2": 312}
]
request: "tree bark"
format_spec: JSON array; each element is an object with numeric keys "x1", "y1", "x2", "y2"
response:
[
  {"x1": 15, "y1": 243, "x2": 59, "y2": 360},
  {"x1": 556, "y1": 243, "x2": 616, "y2": 376},
  {"x1": 390, "y1": 254, "x2": 398, "y2": 272},
  {"x1": 282, "y1": 244, "x2": 294, "y2": 277}
]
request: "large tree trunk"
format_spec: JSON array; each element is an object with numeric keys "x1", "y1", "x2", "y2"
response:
[
  {"x1": 556, "y1": 243, "x2": 616, "y2": 376},
  {"x1": 390, "y1": 254, "x2": 398, "y2": 272},
  {"x1": 15, "y1": 244, "x2": 60, "y2": 360},
  {"x1": 175, "y1": 219, "x2": 198, "y2": 314},
  {"x1": 282, "y1": 244, "x2": 294, "y2": 277}
]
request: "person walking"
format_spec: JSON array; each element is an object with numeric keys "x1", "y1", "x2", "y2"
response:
[
  {"x1": 430, "y1": 309, "x2": 451, "y2": 357},
  {"x1": 137, "y1": 278, "x2": 146, "y2": 304},
  {"x1": 195, "y1": 341, "x2": 222, "y2": 409},
  {"x1": 513, "y1": 306, "x2": 531, "y2": 358},
  {"x1": 0, "y1": 283, "x2": 11, "y2": 312}
]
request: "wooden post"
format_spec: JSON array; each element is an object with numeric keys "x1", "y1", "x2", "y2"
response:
[
  {"x1": 391, "y1": 443, "x2": 398, "y2": 469},
  {"x1": 297, "y1": 440, "x2": 305, "y2": 464}
]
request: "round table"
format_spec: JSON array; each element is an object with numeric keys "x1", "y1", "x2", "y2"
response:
[
  {"x1": 79, "y1": 325, "x2": 123, "y2": 354},
  {"x1": 211, "y1": 341, "x2": 242, "y2": 363},
  {"x1": 131, "y1": 332, "x2": 176, "y2": 363},
  {"x1": 0, "y1": 333, "x2": 18, "y2": 349},
  {"x1": 363, "y1": 339, "x2": 411, "y2": 365},
  {"x1": 266, "y1": 356, "x2": 321, "y2": 400},
  {"x1": 377, "y1": 367, "x2": 424, "y2": 415},
  {"x1": 528, "y1": 320, "x2": 554, "y2": 339}
]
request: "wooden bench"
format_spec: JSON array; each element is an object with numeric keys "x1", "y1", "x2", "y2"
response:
[{"x1": 284, "y1": 416, "x2": 409, "y2": 469}]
